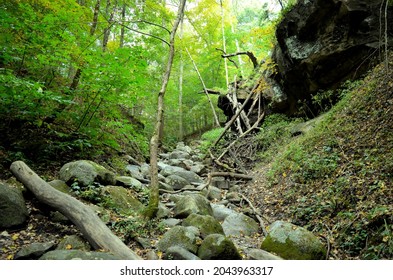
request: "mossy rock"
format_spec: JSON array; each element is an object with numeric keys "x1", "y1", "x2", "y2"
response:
[
  {"x1": 101, "y1": 186, "x2": 143, "y2": 215},
  {"x1": 182, "y1": 213, "x2": 224, "y2": 238},
  {"x1": 156, "y1": 226, "x2": 199, "y2": 254},
  {"x1": 197, "y1": 234, "x2": 242, "y2": 260},
  {"x1": 173, "y1": 194, "x2": 213, "y2": 218},
  {"x1": 59, "y1": 160, "x2": 116, "y2": 187},
  {"x1": 261, "y1": 221, "x2": 327, "y2": 260}
]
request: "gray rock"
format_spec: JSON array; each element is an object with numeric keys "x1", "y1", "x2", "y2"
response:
[
  {"x1": 182, "y1": 213, "x2": 224, "y2": 238},
  {"x1": 173, "y1": 194, "x2": 213, "y2": 218},
  {"x1": 57, "y1": 235, "x2": 91, "y2": 251},
  {"x1": 156, "y1": 226, "x2": 199, "y2": 254},
  {"x1": 59, "y1": 160, "x2": 116, "y2": 187},
  {"x1": 157, "y1": 203, "x2": 171, "y2": 219},
  {"x1": 211, "y1": 204, "x2": 238, "y2": 221},
  {"x1": 116, "y1": 176, "x2": 143, "y2": 189},
  {"x1": 15, "y1": 242, "x2": 56, "y2": 259},
  {"x1": 197, "y1": 234, "x2": 242, "y2": 260},
  {"x1": 176, "y1": 142, "x2": 192, "y2": 154},
  {"x1": 247, "y1": 249, "x2": 284, "y2": 260},
  {"x1": 0, "y1": 183, "x2": 28, "y2": 229},
  {"x1": 125, "y1": 165, "x2": 144, "y2": 181},
  {"x1": 165, "y1": 174, "x2": 190, "y2": 190},
  {"x1": 165, "y1": 246, "x2": 201, "y2": 260},
  {"x1": 169, "y1": 150, "x2": 190, "y2": 160},
  {"x1": 160, "y1": 218, "x2": 182, "y2": 228},
  {"x1": 101, "y1": 186, "x2": 143, "y2": 215},
  {"x1": 261, "y1": 221, "x2": 327, "y2": 260},
  {"x1": 39, "y1": 250, "x2": 119, "y2": 260},
  {"x1": 222, "y1": 213, "x2": 259, "y2": 236},
  {"x1": 211, "y1": 177, "x2": 230, "y2": 189},
  {"x1": 140, "y1": 163, "x2": 151, "y2": 177},
  {"x1": 190, "y1": 164, "x2": 206, "y2": 175},
  {"x1": 206, "y1": 186, "x2": 222, "y2": 201},
  {"x1": 161, "y1": 165, "x2": 203, "y2": 184}
]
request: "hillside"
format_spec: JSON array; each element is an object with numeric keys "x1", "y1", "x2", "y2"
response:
[{"x1": 243, "y1": 56, "x2": 393, "y2": 259}]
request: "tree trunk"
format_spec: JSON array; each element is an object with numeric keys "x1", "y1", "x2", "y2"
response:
[
  {"x1": 120, "y1": 3, "x2": 126, "y2": 48},
  {"x1": 10, "y1": 161, "x2": 141, "y2": 260},
  {"x1": 91, "y1": 0, "x2": 101, "y2": 36},
  {"x1": 143, "y1": 0, "x2": 186, "y2": 219},
  {"x1": 220, "y1": 0, "x2": 229, "y2": 89},
  {"x1": 178, "y1": 16, "x2": 184, "y2": 141},
  {"x1": 103, "y1": 0, "x2": 116, "y2": 52}
]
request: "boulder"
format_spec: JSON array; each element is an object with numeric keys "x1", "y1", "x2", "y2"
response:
[
  {"x1": 39, "y1": 250, "x2": 119, "y2": 260},
  {"x1": 270, "y1": 0, "x2": 393, "y2": 115},
  {"x1": 197, "y1": 234, "x2": 242, "y2": 260},
  {"x1": 14, "y1": 242, "x2": 56, "y2": 259},
  {"x1": 165, "y1": 174, "x2": 190, "y2": 190},
  {"x1": 261, "y1": 221, "x2": 327, "y2": 260},
  {"x1": 182, "y1": 214, "x2": 224, "y2": 238},
  {"x1": 165, "y1": 246, "x2": 201, "y2": 260},
  {"x1": 101, "y1": 186, "x2": 143, "y2": 215},
  {"x1": 160, "y1": 165, "x2": 203, "y2": 185},
  {"x1": 125, "y1": 165, "x2": 145, "y2": 181},
  {"x1": 222, "y1": 213, "x2": 259, "y2": 237},
  {"x1": 0, "y1": 183, "x2": 28, "y2": 229},
  {"x1": 59, "y1": 160, "x2": 116, "y2": 187},
  {"x1": 56, "y1": 235, "x2": 91, "y2": 251},
  {"x1": 116, "y1": 176, "x2": 143, "y2": 189},
  {"x1": 211, "y1": 204, "x2": 238, "y2": 221},
  {"x1": 156, "y1": 226, "x2": 199, "y2": 254},
  {"x1": 173, "y1": 194, "x2": 213, "y2": 218}
]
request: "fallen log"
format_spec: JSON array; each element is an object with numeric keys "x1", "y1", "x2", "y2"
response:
[{"x1": 10, "y1": 161, "x2": 141, "y2": 260}]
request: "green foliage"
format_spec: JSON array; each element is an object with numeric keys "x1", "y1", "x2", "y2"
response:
[
  {"x1": 199, "y1": 127, "x2": 225, "y2": 153},
  {"x1": 71, "y1": 182, "x2": 102, "y2": 204},
  {"x1": 110, "y1": 217, "x2": 166, "y2": 242},
  {"x1": 256, "y1": 114, "x2": 302, "y2": 163}
]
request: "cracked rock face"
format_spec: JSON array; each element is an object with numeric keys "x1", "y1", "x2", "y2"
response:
[{"x1": 269, "y1": 0, "x2": 393, "y2": 115}]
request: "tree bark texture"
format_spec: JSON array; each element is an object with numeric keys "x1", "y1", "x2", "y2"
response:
[{"x1": 10, "y1": 161, "x2": 141, "y2": 260}]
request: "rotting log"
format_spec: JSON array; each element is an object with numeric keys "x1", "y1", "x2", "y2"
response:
[{"x1": 10, "y1": 161, "x2": 142, "y2": 260}]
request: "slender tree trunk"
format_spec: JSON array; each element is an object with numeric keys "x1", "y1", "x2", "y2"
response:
[
  {"x1": 103, "y1": 0, "x2": 117, "y2": 52},
  {"x1": 120, "y1": 4, "x2": 126, "y2": 48},
  {"x1": 143, "y1": 0, "x2": 187, "y2": 219},
  {"x1": 178, "y1": 16, "x2": 185, "y2": 141},
  {"x1": 91, "y1": 0, "x2": 101, "y2": 36},
  {"x1": 220, "y1": 0, "x2": 229, "y2": 89}
]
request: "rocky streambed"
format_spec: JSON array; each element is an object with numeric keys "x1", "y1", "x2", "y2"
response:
[{"x1": 0, "y1": 142, "x2": 326, "y2": 260}]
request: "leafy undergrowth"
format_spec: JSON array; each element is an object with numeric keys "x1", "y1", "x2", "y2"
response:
[{"x1": 244, "y1": 57, "x2": 393, "y2": 259}]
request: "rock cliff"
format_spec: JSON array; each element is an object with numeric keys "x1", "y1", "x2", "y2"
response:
[{"x1": 269, "y1": 0, "x2": 393, "y2": 115}]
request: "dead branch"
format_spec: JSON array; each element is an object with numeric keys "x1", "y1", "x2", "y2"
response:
[
  {"x1": 217, "y1": 112, "x2": 265, "y2": 161},
  {"x1": 218, "y1": 50, "x2": 259, "y2": 69},
  {"x1": 213, "y1": 82, "x2": 260, "y2": 147},
  {"x1": 198, "y1": 89, "x2": 222, "y2": 95},
  {"x1": 10, "y1": 161, "x2": 141, "y2": 260}
]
